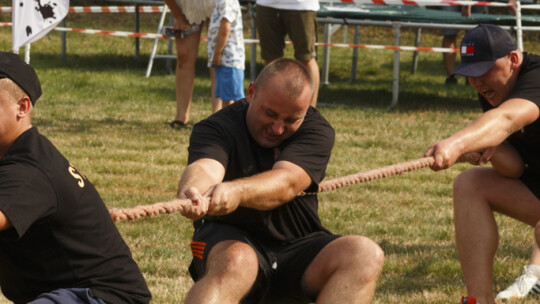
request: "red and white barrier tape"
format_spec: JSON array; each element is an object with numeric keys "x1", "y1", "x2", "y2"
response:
[
  {"x1": 0, "y1": 22, "x2": 458, "y2": 53},
  {"x1": 54, "y1": 26, "x2": 170, "y2": 39},
  {"x1": 0, "y1": 6, "x2": 163, "y2": 13},
  {"x1": 0, "y1": 0, "x2": 517, "y2": 13},
  {"x1": 68, "y1": 6, "x2": 163, "y2": 13},
  {"x1": 316, "y1": 42, "x2": 457, "y2": 52},
  {"x1": 283, "y1": 38, "x2": 458, "y2": 52},
  {"x1": 332, "y1": 0, "x2": 511, "y2": 6}
]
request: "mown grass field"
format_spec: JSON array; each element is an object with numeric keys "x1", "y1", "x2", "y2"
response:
[{"x1": 1, "y1": 4, "x2": 540, "y2": 303}]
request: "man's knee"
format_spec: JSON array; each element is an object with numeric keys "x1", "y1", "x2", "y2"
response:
[
  {"x1": 302, "y1": 235, "x2": 383, "y2": 297},
  {"x1": 330, "y1": 236, "x2": 384, "y2": 277},
  {"x1": 349, "y1": 236, "x2": 384, "y2": 274},
  {"x1": 208, "y1": 241, "x2": 259, "y2": 273},
  {"x1": 188, "y1": 241, "x2": 259, "y2": 303},
  {"x1": 453, "y1": 168, "x2": 483, "y2": 197},
  {"x1": 326, "y1": 236, "x2": 384, "y2": 292}
]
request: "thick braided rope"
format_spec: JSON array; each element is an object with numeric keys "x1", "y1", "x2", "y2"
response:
[
  {"x1": 309, "y1": 156, "x2": 435, "y2": 194},
  {"x1": 304, "y1": 153, "x2": 479, "y2": 194},
  {"x1": 109, "y1": 199, "x2": 192, "y2": 222},
  {"x1": 109, "y1": 154, "x2": 480, "y2": 222}
]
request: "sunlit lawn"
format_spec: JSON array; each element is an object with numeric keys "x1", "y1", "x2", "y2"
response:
[{"x1": 1, "y1": 5, "x2": 540, "y2": 303}]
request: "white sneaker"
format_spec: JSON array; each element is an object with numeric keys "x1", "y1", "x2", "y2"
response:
[{"x1": 496, "y1": 264, "x2": 540, "y2": 300}]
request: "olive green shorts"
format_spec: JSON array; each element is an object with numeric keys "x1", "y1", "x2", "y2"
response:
[{"x1": 256, "y1": 5, "x2": 317, "y2": 62}]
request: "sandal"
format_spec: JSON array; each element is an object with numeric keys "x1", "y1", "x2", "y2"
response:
[{"x1": 169, "y1": 120, "x2": 188, "y2": 130}]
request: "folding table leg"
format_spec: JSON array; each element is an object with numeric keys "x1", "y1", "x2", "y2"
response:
[
  {"x1": 411, "y1": 28, "x2": 421, "y2": 75},
  {"x1": 146, "y1": 5, "x2": 169, "y2": 77},
  {"x1": 390, "y1": 22, "x2": 401, "y2": 110}
]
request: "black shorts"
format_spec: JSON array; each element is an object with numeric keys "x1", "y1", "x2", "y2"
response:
[
  {"x1": 521, "y1": 167, "x2": 540, "y2": 199},
  {"x1": 188, "y1": 220, "x2": 340, "y2": 303}
]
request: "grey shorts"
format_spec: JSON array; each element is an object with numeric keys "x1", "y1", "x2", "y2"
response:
[{"x1": 29, "y1": 288, "x2": 107, "y2": 304}]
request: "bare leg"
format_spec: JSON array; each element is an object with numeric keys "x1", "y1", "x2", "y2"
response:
[
  {"x1": 301, "y1": 58, "x2": 320, "y2": 107},
  {"x1": 530, "y1": 242, "x2": 540, "y2": 265},
  {"x1": 210, "y1": 67, "x2": 222, "y2": 113},
  {"x1": 173, "y1": 26, "x2": 202, "y2": 124},
  {"x1": 211, "y1": 98, "x2": 233, "y2": 113},
  {"x1": 185, "y1": 240, "x2": 259, "y2": 304},
  {"x1": 210, "y1": 67, "x2": 234, "y2": 113},
  {"x1": 442, "y1": 34, "x2": 457, "y2": 76},
  {"x1": 454, "y1": 169, "x2": 498, "y2": 304},
  {"x1": 265, "y1": 58, "x2": 320, "y2": 107},
  {"x1": 453, "y1": 168, "x2": 540, "y2": 304},
  {"x1": 212, "y1": 97, "x2": 223, "y2": 113},
  {"x1": 302, "y1": 236, "x2": 384, "y2": 304},
  {"x1": 222, "y1": 101, "x2": 234, "y2": 106}
]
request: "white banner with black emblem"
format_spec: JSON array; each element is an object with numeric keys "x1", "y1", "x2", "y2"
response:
[{"x1": 12, "y1": 0, "x2": 69, "y2": 51}]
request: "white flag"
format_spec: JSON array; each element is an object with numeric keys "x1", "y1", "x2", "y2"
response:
[{"x1": 12, "y1": 0, "x2": 69, "y2": 51}]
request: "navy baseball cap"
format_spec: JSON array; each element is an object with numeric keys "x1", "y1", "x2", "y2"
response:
[
  {"x1": 0, "y1": 51, "x2": 42, "y2": 105},
  {"x1": 452, "y1": 24, "x2": 517, "y2": 77}
]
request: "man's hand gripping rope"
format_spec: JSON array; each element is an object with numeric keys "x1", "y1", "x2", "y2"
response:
[{"x1": 109, "y1": 153, "x2": 482, "y2": 222}]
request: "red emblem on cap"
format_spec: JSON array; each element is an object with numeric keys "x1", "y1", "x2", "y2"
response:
[{"x1": 461, "y1": 45, "x2": 475, "y2": 55}]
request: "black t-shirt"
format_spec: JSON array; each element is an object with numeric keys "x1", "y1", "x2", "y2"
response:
[
  {"x1": 0, "y1": 128, "x2": 151, "y2": 304},
  {"x1": 188, "y1": 100, "x2": 335, "y2": 242},
  {"x1": 479, "y1": 53, "x2": 540, "y2": 173}
]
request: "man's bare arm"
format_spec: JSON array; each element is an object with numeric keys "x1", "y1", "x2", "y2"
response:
[
  {"x1": 0, "y1": 210, "x2": 12, "y2": 231},
  {"x1": 205, "y1": 160, "x2": 312, "y2": 215},
  {"x1": 177, "y1": 158, "x2": 226, "y2": 220},
  {"x1": 489, "y1": 142, "x2": 525, "y2": 178},
  {"x1": 426, "y1": 98, "x2": 539, "y2": 170}
]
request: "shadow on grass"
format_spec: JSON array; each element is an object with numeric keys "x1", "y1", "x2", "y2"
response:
[
  {"x1": 29, "y1": 52, "x2": 201, "y2": 76},
  {"x1": 31, "y1": 52, "x2": 266, "y2": 77},
  {"x1": 33, "y1": 116, "x2": 191, "y2": 135},
  {"x1": 29, "y1": 51, "x2": 479, "y2": 112},
  {"x1": 30, "y1": 53, "x2": 150, "y2": 71},
  {"x1": 375, "y1": 239, "x2": 535, "y2": 296},
  {"x1": 349, "y1": 53, "x2": 462, "y2": 78},
  {"x1": 319, "y1": 53, "x2": 482, "y2": 112},
  {"x1": 376, "y1": 240, "x2": 461, "y2": 295},
  {"x1": 319, "y1": 82, "x2": 479, "y2": 112},
  {"x1": 497, "y1": 243, "x2": 534, "y2": 260}
]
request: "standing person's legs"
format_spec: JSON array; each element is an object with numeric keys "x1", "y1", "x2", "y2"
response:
[
  {"x1": 212, "y1": 66, "x2": 244, "y2": 113},
  {"x1": 210, "y1": 66, "x2": 223, "y2": 113},
  {"x1": 442, "y1": 33, "x2": 457, "y2": 77},
  {"x1": 256, "y1": 5, "x2": 287, "y2": 66},
  {"x1": 453, "y1": 167, "x2": 540, "y2": 304},
  {"x1": 256, "y1": 4, "x2": 324, "y2": 111},
  {"x1": 302, "y1": 58, "x2": 319, "y2": 107},
  {"x1": 256, "y1": 6, "x2": 320, "y2": 107},
  {"x1": 172, "y1": 24, "x2": 203, "y2": 127},
  {"x1": 441, "y1": 6, "x2": 460, "y2": 85},
  {"x1": 281, "y1": 10, "x2": 319, "y2": 107}
]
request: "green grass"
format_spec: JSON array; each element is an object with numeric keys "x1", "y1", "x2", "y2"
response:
[{"x1": 1, "y1": 8, "x2": 540, "y2": 303}]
